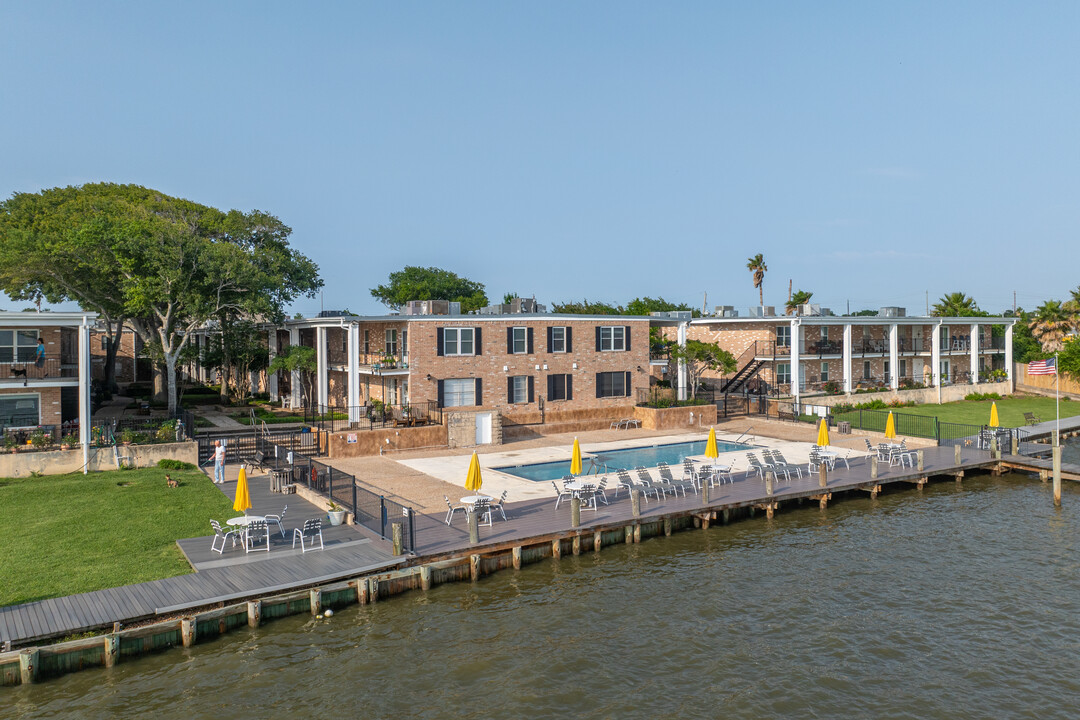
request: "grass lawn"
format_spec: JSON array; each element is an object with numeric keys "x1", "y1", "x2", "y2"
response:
[
  {"x1": 829, "y1": 395, "x2": 1080, "y2": 435},
  {"x1": 0, "y1": 468, "x2": 234, "y2": 607}
]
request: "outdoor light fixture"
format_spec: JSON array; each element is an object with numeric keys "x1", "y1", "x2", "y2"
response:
[{"x1": 426, "y1": 374, "x2": 433, "y2": 381}]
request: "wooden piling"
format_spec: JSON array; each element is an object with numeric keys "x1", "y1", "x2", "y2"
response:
[
  {"x1": 1012, "y1": 435, "x2": 1019, "y2": 456},
  {"x1": 593, "y1": 530, "x2": 602, "y2": 552},
  {"x1": 624, "y1": 525, "x2": 633, "y2": 544},
  {"x1": 633, "y1": 524, "x2": 641, "y2": 543},
  {"x1": 701, "y1": 514, "x2": 710, "y2": 530},
  {"x1": 392, "y1": 523, "x2": 403, "y2": 556},
  {"x1": 181, "y1": 618, "x2": 196, "y2": 647},
  {"x1": 917, "y1": 450, "x2": 924, "y2": 472},
  {"x1": 103, "y1": 634, "x2": 119, "y2": 668},
  {"x1": 19, "y1": 649, "x2": 38, "y2": 685},
  {"x1": 552, "y1": 539, "x2": 562, "y2": 559},
  {"x1": 419, "y1": 566, "x2": 432, "y2": 591},
  {"x1": 765, "y1": 470, "x2": 774, "y2": 495},
  {"x1": 470, "y1": 554, "x2": 481, "y2": 581},
  {"x1": 630, "y1": 488, "x2": 641, "y2": 518},
  {"x1": 664, "y1": 517, "x2": 672, "y2": 536},
  {"x1": 572, "y1": 535, "x2": 581, "y2": 555},
  {"x1": 722, "y1": 508, "x2": 730, "y2": 524},
  {"x1": 818, "y1": 463, "x2": 827, "y2": 488},
  {"x1": 369, "y1": 578, "x2": 379, "y2": 603},
  {"x1": 871, "y1": 457, "x2": 878, "y2": 479},
  {"x1": 571, "y1": 497, "x2": 581, "y2": 528},
  {"x1": 1053, "y1": 445, "x2": 1062, "y2": 507},
  {"x1": 512, "y1": 546, "x2": 522, "y2": 569},
  {"x1": 309, "y1": 589, "x2": 322, "y2": 616},
  {"x1": 702, "y1": 475, "x2": 710, "y2": 504},
  {"x1": 955, "y1": 444, "x2": 962, "y2": 464},
  {"x1": 247, "y1": 600, "x2": 261, "y2": 628},
  {"x1": 356, "y1": 578, "x2": 369, "y2": 605},
  {"x1": 468, "y1": 510, "x2": 479, "y2": 545}
]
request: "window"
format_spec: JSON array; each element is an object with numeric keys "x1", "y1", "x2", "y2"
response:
[
  {"x1": 820, "y1": 326, "x2": 828, "y2": 343},
  {"x1": 548, "y1": 373, "x2": 573, "y2": 401},
  {"x1": 341, "y1": 330, "x2": 348, "y2": 355},
  {"x1": 777, "y1": 325, "x2": 794, "y2": 349},
  {"x1": 440, "y1": 327, "x2": 476, "y2": 356},
  {"x1": 401, "y1": 330, "x2": 408, "y2": 360},
  {"x1": 597, "y1": 326, "x2": 628, "y2": 352},
  {"x1": 100, "y1": 335, "x2": 109, "y2": 351},
  {"x1": 863, "y1": 360, "x2": 871, "y2": 379},
  {"x1": 548, "y1": 326, "x2": 571, "y2": 353},
  {"x1": 820, "y1": 363, "x2": 829, "y2": 382},
  {"x1": 385, "y1": 329, "x2": 398, "y2": 356},
  {"x1": 507, "y1": 376, "x2": 533, "y2": 404},
  {"x1": 507, "y1": 327, "x2": 533, "y2": 354},
  {"x1": 0, "y1": 394, "x2": 39, "y2": 426},
  {"x1": 440, "y1": 378, "x2": 478, "y2": 407},
  {"x1": 0, "y1": 330, "x2": 38, "y2": 363},
  {"x1": 776, "y1": 363, "x2": 791, "y2": 384},
  {"x1": 884, "y1": 360, "x2": 890, "y2": 382},
  {"x1": 940, "y1": 359, "x2": 950, "y2": 381},
  {"x1": 899, "y1": 359, "x2": 907, "y2": 379},
  {"x1": 596, "y1": 371, "x2": 631, "y2": 398}
]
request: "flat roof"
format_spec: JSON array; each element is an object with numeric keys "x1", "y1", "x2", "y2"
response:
[
  {"x1": 689, "y1": 315, "x2": 1017, "y2": 327},
  {"x1": 277, "y1": 313, "x2": 657, "y2": 328},
  {"x1": 0, "y1": 311, "x2": 98, "y2": 327}
]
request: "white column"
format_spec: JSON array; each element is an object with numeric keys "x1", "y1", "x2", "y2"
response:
[
  {"x1": 1005, "y1": 323, "x2": 1014, "y2": 391},
  {"x1": 842, "y1": 323, "x2": 853, "y2": 394},
  {"x1": 347, "y1": 323, "x2": 360, "y2": 422},
  {"x1": 676, "y1": 322, "x2": 688, "y2": 401},
  {"x1": 316, "y1": 326, "x2": 328, "y2": 410},
  {"x1": 267, "y1": 327, "x2": 279, "y2": 401},
  {"x1": 932, "y1": 322, "x2": 942, "y2": 388},
  {"x1": 790, "y1": 319, "x2": 801, "y2": 404},
  {"x1": 289, "y1": 326, "x2": 301, "y2": 408},
  {"x1": 888, "y1": 323, "x2": 899, "y2": 390},
  {"x1": 970, "y1": 323, "x2": 980, "y2": 384},
  {"x1": 78, "y1": 317, "x2": 92, "y2": 474}
]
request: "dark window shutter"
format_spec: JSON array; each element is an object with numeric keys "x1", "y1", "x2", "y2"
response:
[
  {"x1": 566, "y1": 327, "x2": 572, "y2": 353},
  {"x1": 546, "y1": 327, "x2": 553, "y2": 353},
  {"x1": 566, "y1": 374, "x2": 573, "y2": 400},
  {"x1": 596, "y1": 372, "x2": 602, "y2": 398},
  {"x1": 437, "y1": 380, "x2": 445, "y2": 407},
  {"x1": 507, "y1": 377, "x2": 514, "y2": 404},
  {"x1": 436, "y1": 328, "x2": 444, "y2": 357},
  {"x1": 474, "y1": 378, "x2": 482, "y2": 405},
  {"x1": 528, "y1": 376, "x2": 534, "y2": 403},
  {"x1": 474, "y1": 327, "x2": 482, "y2": 355},
  {"x1": 547, "y1": 374, "x2": 554, "y2": 398},
  {"x1": 595, "y1": 327, "x2": 601, "y2": 351},
  {"x1": 624, "y1": 371, "x2": 631, "y2": 396},
  {"x1": 624, "y1": 326, "x2": 631, "y2": 351},
  {"x1": 527, "y1": 328, "x2": 534, "y2": 354},
  {"x1": 507, "y1": 328, "x2": 514, "y2": 354}
]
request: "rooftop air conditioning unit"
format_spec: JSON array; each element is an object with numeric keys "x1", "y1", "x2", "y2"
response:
[
  {"x1": 748, "y1": 306, "x2": 775, "y2": 318},
  {"x1": 820, "y1": 308, "x2": 835, "y2": 316},
  {"x1": 798, "y1": 304, "x2": 822, "y2": 316},
  {"x1": 723, "y1": 307, "x2": 739, "y2": 318},
  {"x1": 878, "y1": 306, "x2": 906, "y2": 318},
  {"x1": 714, "y1": 305, "x2": 736, "y2": 317}
]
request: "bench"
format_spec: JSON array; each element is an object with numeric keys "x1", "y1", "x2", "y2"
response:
[
  {"x1": 241, "y1": 450, "x2": 269, "y2": 472},
  {"x1": 776, "y1": 410, "x2": 798, "y2": 423},
  {"x1": 610, "y1": 418, "x2": 641, "y2": 430},
  {"x1": 1023, "y1": 412, "x2": 1041, "y2": 426}
]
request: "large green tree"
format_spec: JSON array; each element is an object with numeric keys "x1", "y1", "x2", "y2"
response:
[
  {"x1": 624, "y1": 296, "x2": 700, "y2": 317},
  {"x1": 0, "y1": 184, "x2": 321, "y2": 413},
  {"x1": 785, "y1": 289, "x2": 813, "y2": 315},
  {"x1": 931, "y1": 292, "x2": 981, "y2": 317},
  {"x1": 370, "y1": 266, "x2": 487, "y2": 312},
  {"x1": 669, "y1": 339, "x2": 736, "y2": 399},
  {"x1": 550, "y1": 299, "x2": 623, "y2": 314},
  {"x1": 1030, "y1": 300, "x2": 1072, "y2": 353}
]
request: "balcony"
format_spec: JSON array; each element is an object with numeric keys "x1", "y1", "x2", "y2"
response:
[
  {"x1": 0, "y1": 357, "x2": 79, "y2": 386},
  {"x1": 356, "y1": 352, "x2": 409, "y2": 375}
]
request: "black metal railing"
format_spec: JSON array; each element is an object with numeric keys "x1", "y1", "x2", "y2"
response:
[
  {"x1": 0, "y1": 358, "x2": 77, "y2": 383},
  {"x1": 304, "y1": 401, "x2": 443, "y2": 434},
  {"x1": 256, "y1": 436, "x2": 416, "y2": 553},
  {"x1": 637, "y1": 386, "x2": 715, "y2": 406},
  {"x1": 88, "y1": 409, "x2": 195, "y2": 447},
  {"x1": 197, "y1": 427, "x2": 323, "y2": 464}
]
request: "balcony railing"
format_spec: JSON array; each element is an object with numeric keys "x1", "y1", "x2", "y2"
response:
[
  {"x1": 357, "y1": 352, "x2": 409, "y2": 370},
  {"x1": 0, "y1": 358, "x2": 78, "y2": 383}
]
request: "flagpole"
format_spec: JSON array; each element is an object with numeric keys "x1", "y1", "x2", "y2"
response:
[{"x1": 1056, "y1": 352, "x2": 1060, "y2": 446}]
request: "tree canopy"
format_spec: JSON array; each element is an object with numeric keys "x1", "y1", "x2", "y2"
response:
[
  {"x1": 550, "y1": 299, "x2": 623, "y2": 315},
  {"x1": 747, "y1": 254, "x2": 767, "y2": 307},
  {"x1": 370, "y1": 266, "x2": 487, "y2": 312},
  {"x1": 550, "y1": 296, "x2": 700, "y2": 317},
  {"x1": 0, "y1": 183, "x2": 322, "y2": 412},
  {"x1": 785, "y1": 289, "x2": 813, "y2": 315},
  {"x1": 931, "y1": 292, "x2": 983, "y2": 317},
  {"x1": 668, "y1": 339, "x2": 736, "y2": 399}
]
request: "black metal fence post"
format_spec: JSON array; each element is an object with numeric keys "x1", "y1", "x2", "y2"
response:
[
  {"x1": 352, "y1": 481, "x2": 358, "y2": 519},
  {"x1": 380, "y1": 497, "x2": 387, "y2": 538}
]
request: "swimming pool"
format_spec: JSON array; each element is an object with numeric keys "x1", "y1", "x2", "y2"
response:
[{"x1": 495, "y1": 439, "x2": 753, "y2": 482}]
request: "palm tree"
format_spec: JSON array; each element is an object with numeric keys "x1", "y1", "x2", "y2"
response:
[
  {"x1": 785, "y1": 289, "x2": 813, "y2": 315},
  {"x1": 930, "y1": 292, "x2": 979, "y2": 317},
  {"x1": 1030, "y1": 300, "x2": 1071, "y2": 352},
  {"x1": 746, "y1": 254, "x2": 767, "y2": 308}
]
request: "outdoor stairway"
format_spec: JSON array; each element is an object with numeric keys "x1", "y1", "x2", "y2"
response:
[{"x1": 721, "y1": 359, "x2": 765, "y2": 393}]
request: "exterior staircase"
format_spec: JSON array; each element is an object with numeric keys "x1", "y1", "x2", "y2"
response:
[{"x1": 720, "y1": 342, "x2": 766, "y2": 393}]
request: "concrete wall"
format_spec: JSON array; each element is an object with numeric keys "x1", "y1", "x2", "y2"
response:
[
  {"x1": 633, "y1": 403, "x2": 717, "y2": 430},
  {"x1": 328, "y1": 424, "x2": 448, "y2": 458},
  {"x1": 0, "y1": 441, "x2": 198, "y2": 477},
  {"x1": 447, "y1": 410, "x2": 503, "y2": 448},
  {"x1": 800, "y1": 380, "x2": 1012, "y2": 409}
]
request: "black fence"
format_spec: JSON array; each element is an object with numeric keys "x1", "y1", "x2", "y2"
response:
[
  {"x1": 716, "y1": 394, "x2": 771, "y2": 418},
  {"x1": 90, "y1": 409, "x2": 196, "y2": 446},
  {"x1": 197, "y1": 427, "x2": 323, "y2": 465},
  {"x1": 303, "y1": 401, "x2": 443, "y2": 434},
  {"x1": 255, "y1": 436, "x2": 416, "y2": 553}
]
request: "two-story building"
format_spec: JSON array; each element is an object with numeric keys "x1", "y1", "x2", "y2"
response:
[
  {"x1": 0, "y1": 312, "x2": 94, "y2": 450},
  {"x1": 267, "y1": 308, "x2": 653, "y2": 428},
  {"x1": 668, "y1": 306, "x2": 1016, "y2": 403}
]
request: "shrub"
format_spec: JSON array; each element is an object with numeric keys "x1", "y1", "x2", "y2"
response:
[
  {"x1": 965, "y1": 392, "x2": 1002, "y2": 401},
  {"x1": 29, "y1": 430, "x2": 53, "y2": 449},
  {"x1": 155, "y1": 420, "x2": 177, "y2": 443},
  {"x1": 157, "y1": 458, "x2": 196, "y2": 470}
]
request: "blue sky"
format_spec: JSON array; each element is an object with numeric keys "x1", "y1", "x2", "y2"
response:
[{"x1": 1, "y1": 2, "x2": 1076, "y2": 317}]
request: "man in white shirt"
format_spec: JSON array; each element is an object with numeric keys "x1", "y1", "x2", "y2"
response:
[{"x1": 213, "y1": 440, "x2": 225, "y2": 484}]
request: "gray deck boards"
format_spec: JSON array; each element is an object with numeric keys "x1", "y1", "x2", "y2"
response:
[{"x1": 0, "y1": 444, "x2": 1048, "y2": 647}]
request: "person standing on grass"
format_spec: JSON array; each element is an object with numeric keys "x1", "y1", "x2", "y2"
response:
[{"x1": 213, "y1": 440, "x2": 226, "y2": 484}]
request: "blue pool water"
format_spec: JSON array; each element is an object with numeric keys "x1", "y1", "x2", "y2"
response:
[{"x1": 496, "y1": 440, "x2": 752, "y2": 482}]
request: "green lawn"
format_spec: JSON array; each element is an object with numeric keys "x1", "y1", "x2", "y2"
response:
[
  {"x1": 829, "y1": 395, "x2": 1080, "y2": 436},
  {"x1": 0, "y1": 468, "x2": 234, "y2": 607}
]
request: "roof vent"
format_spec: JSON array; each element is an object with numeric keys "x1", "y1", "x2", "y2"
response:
[{"x1": 878, "y1": 306, "x2": 906, "y2": 318}]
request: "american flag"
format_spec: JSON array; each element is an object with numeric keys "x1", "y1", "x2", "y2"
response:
[{"x1": 1028, "y1": 358, "x2": 1057, "y2": 375}]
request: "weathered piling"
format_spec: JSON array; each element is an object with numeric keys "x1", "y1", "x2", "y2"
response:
[
  {"x1": 917, "y1": 450, "x2": 924, "y2": 472},
  {"x1": 468, "y1": 510, "x2": 479, "y2": 545},
  {"x1": 818, "y1": 463, "x2": 827, "y2": 488},
  {"x1": 309, "y1": 589, "x2": 322, "y2": 616},
  {"x1": 1053, "y1": 445, "x2": 1062, "y2": 507},
  {"x1": 181, "y1": 618, "x2": 196, "y2": 647},
  {"x1": 19, "y1": 649, "x2": 38, "y2": 685},
  {"x1": 512, "y1": 546, "x2": 522, "y2": 569},
  {"x1": 103, "y1": 634, "x2": 119, "y2": 668},
  {"x1": 765, "y1": 470, "x2": 774, "y2": 495},
  {"x1": 630, "y1": 488, "x2": 641, "y2": 517},
  {"x1": 470, "y1": 554, "x2": 481, "y2": 581},
  {"x1": 955, "y1": 444, "x2": 962, "y2": 464},
  {"x1": 571, "y1": 497, "x2": 581, "y2": 528},
  {"x1": 871, "y1": 457, "x2": 878, "y2": 479},
  {"x1": 247, "y1": 600, "x2": 261, "y2": 628},
  {"x1": 392, "y1": 523, "x2": 403, "y2": 556},
  {"x1": 419, "y1": 566, "x2": 432, "y2": 590}
]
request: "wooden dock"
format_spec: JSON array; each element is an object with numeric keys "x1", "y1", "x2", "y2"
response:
[{"x1": 2, "y1": 442, "x2": 1072, "y2": 685}]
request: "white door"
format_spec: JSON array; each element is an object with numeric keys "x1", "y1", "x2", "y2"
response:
[{"x1": 475, "y1": 413, "x2": 492, "y2": 445}]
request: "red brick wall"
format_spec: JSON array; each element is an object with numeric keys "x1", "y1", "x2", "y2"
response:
[{"x1": 0, "y1": 386, "x2": 63, "y2": 426}]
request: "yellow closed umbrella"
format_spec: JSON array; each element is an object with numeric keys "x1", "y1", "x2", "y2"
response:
[
  {"x1": 570, "y1": 437, "x2": 583, "y2": 476},
  {"x1": 989, "y1": 402, "x2": 999, "y2": 428},
  {"x1": 705, "y1": 427, "x2": 719, "y2": 459},
  {"x1": 817, "y1": 418, "x2": 830, "y2": 447},
  {"x1": 233, "y1": 465, "x2": 252, "y2": 514},
  {"x1": 465, "y1": 452, "x2": 483, "y2": 493},
  {"x1": 885, "y1": 411, "x2": 897, "y2": 439}
]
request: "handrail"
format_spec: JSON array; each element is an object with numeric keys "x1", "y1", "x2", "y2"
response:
[{"x1": 735, "y1": 426, "x2": 754, "y2": 444}]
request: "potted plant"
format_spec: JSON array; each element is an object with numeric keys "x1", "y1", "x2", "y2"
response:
[
  {"x1": 327, "y1": 501, "x2": 347, "y2": 526},
  {"x1": 61, "y1": 434, "x2": 79, "y2": 450},
  {"x1": 29, "y1": 430, "x2": 53, "y2": 451},
  {"x1": 120, "y1": 429, "x2": 138, "y2": 445},
  {"x1": 4, "y1": 435, "x2": 18, "y2": 453}
]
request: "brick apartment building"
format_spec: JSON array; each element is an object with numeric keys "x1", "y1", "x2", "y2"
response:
[{"x1": 267, "y1": 306, "x2": 653, "y2": 426}]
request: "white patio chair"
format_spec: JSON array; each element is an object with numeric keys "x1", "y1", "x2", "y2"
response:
[
  {"x1": 292, "y1": 518, "x2": 324, "y2": 553},
  {"x1": 551, "y1": 481, "x2": 573, "y2": 509},
  {"x1": 489, "y1": 490, "x2": 508, "y2": 521},
  {"x1": 444, "y1": 495, "x2": 464, "y2": 526},
  {"x1": 210, "y1": 519, "x2": 236, "y2": 554},
  {"x1": 243, "y1": 519, "x2": 271, "y2": 553},
  {"x1": 264, "y1": 505, "x2": 288, "y2": 538}
]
